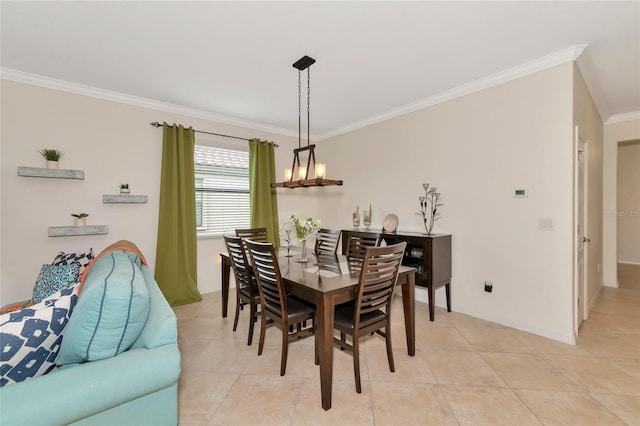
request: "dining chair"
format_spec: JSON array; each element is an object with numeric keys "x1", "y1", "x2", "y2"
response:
[
  {"x1": 314, "y1": 228, "x2": 341, "y2": 255},
  {"x1": 246, "y1": 240, "x2": 316, "y2": 376},
  {"x1": 346, "y1": 231, "x2": 381, "y2": 273},
  {"x1": 224, "y1": 235, "x2": 260, "y2": 346},
  {"x1": 235, "y1": 227, "x2": 269, "y2": 243},
  {"x1": 333, "y1": 241, "x2": 407, "y2": 393}
]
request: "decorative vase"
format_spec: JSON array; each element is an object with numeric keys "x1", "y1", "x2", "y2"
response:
[
  {"x1": 74, "y1": 218, "x2": 86, "y2": 227},
  {"x1": 298, "y1": 238, "x2": 309, "y2": 263},
  {"x1": 46, "y1": 160, "x2": 59, "y2": 170}
]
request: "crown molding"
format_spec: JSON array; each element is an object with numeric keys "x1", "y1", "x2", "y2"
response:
[
  {"x1": 0, "y1": 67, "x2": 298, "y2": 139},
  {"x1": 606, "y1": 111, "x2": 640, "y2": 124},
  {"x1": 318, "y1": 45, "x2": 588, "y2": 140},
  {"x1": 574, "y1": 45, "x2": 610, "y2": 122}
]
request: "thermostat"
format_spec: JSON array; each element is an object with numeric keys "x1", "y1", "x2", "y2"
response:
[{"x1": 513, "y1": 188, "x2": 528, "y2": 198}]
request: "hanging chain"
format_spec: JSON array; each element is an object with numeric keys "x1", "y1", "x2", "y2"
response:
[
  {"x1": 307, "y1": 67, "x2": 311, "y2": 147},
  {"x1": 298, "y1": 69, "x2": 302, "y2": 149}
]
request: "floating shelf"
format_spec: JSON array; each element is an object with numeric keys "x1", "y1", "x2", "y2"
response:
[
  {"x1": 18, "y1": 166, "x2": 84, "y2": 180},
  {"x1": 103, "y1": 194, "x2": 148, "y2": 204},
  {"x1": 48, "y1": 225, "x2": 108, "y2": 237}
]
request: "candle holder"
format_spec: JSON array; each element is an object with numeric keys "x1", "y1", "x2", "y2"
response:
[
  {"x1": 417, "y1": 183, "x2": 443, "y2": 235},
  {"x1": 363, "y1": 204, "x2": 372, "y2": 229}
]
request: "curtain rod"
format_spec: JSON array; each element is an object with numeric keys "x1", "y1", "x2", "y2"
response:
[{"x1": 149, "y1": 122, "x2": 278, "y2": 147}]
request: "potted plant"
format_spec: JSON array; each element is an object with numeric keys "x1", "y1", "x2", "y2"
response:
[
  {"x1": 71, "y1": 213, "x2": 89, "y2": 227},
  {"x1": 119, "y1": 184, "x2": 130, "y2": 195},
  {"x1": 38, "y1": 149, "x2": 64, "y2": 169}
]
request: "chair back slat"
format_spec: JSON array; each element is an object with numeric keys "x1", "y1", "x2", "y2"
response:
[
  {"x1": 247, "y1": 240, "x2": 286, "y2": 314},
  {"x1": 347, "y1": 231, "x2": 381, "y2": 272},
  {"x1": 224, "y1": 235, "x2": 256, "y2": 296},
  {"x1": 355, "y1": 242, "x2": 406, "y2": 323},
  {"x1": 315, "y1": 228, "x2": 341, "y2": 255},
  {"x1": 236, "y1": 227, "x2": 269, "y2": 243}
]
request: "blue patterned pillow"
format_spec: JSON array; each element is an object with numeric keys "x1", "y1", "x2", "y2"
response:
[
  {"x1": 52, "y1": 249, "x2": 94, "y2": 275},
  {"x1": 0, "y1": 285, "x2": 79, "y2": 387},
  {"x1": 32, "y1": 263, "x2": 80, "y2": 304}
]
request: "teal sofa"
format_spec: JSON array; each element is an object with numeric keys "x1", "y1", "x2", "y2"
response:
[{"x1": 0, "y1": 251, "x2": 181, "y2": 426}]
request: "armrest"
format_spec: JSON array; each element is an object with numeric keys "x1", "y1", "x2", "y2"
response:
[{"x1": 0, "y1": 344, "x2": 180, "y2": 426}]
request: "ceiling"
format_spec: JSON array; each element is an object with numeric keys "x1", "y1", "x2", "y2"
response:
[{"x1": 2, "y1": 1, "x2": 639, "y2": 140}]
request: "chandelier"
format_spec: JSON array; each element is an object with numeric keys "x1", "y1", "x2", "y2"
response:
[{"x1": 271, "y1": 55, "x2": 343, "y2": 189}]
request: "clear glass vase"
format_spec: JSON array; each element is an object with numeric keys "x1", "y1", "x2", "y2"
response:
[{"x1": 297, "y1": 238, "x2": 309, "y2": 263}]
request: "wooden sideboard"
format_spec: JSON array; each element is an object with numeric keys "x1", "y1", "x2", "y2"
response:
[{"x1": 341, "y1": 230, "x2": 452, "y2": 321}]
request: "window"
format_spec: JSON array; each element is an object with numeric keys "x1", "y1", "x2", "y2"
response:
[{"x1": 195, "y1": 144, "x2": 250, "y2": 237}]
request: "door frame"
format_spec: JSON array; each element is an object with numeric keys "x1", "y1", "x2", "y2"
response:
[{"x1": 574, "y1": 126, "x2": 589, "y2": 337}]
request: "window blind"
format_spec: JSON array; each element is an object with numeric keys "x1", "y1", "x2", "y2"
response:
[{"x1": 195, "y1": 144, "x2": 249, "y2": 237}]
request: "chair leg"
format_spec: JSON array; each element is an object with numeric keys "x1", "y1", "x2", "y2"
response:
[
  {"x1": 258, "y1": 312, "x2": 267, "y2": 356},
  {"x1": 247, "y1": 301, "x2": 256, "y2": 346},
  {"x1": 340, "y1": 332, "x2": 346, "y2": 350},
  {"x1": 280, "y1": 323, "x2": 289, "y2": 376},
  {"x1": 353, "y1": 335, "x2": 361, "y2": 393},
  {"x1": 385, "y1": 325, "x2": 395, "y2": 373},
  {"x1": 314, "y1": 318, "x2": 319, "y2": 366},
  {"x1": 232, "y1": 296, "x2": 241, "y2": 332}
]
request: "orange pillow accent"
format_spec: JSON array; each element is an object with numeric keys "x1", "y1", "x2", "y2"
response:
[{"x1": 0, "y1": 300, "x2": 34, "y2": 315}]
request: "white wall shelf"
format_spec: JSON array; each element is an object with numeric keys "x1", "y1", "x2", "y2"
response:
[
  {"x1": 48, "y1": 225, "x2": 108, "y2": 237},
  {"x1": 18, "y1": 166, "x2": 84, "y2": 180},
  {"x1": 103, "y1": 194, "x2": 148, "y2": 204}
]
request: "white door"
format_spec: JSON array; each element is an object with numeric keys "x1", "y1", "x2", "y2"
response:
[{"x1": 575, "y1": 129, "x2": 588, "y2": 333}]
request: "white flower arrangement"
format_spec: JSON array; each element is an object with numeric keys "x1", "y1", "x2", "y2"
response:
[{"x1": 289, "y1": 214, "x2": 321, "y2": 242}]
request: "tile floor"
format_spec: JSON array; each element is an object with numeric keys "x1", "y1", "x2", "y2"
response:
[{"x1": 174, "y1": 264, "x2": 640, "y2": 425}]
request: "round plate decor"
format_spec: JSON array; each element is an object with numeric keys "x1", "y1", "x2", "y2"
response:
[{"x1": 382, "y1": 213, "x2": 399, "y2": 233}]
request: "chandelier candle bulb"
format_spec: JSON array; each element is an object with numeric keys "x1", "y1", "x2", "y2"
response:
[
  {"x1": 298, "y1": 166, "x2": 308, "y2": 180},
  {"x1": 284, "y1": 168, "x2": 293, "y2": 181},
  {"x1": 315, "y1": 163, "x2": 326, "y2": 179}
]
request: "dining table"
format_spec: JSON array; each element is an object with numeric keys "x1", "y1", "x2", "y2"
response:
[{"x1": 218, "y1": 249, "x2": 416, "y2": 410}]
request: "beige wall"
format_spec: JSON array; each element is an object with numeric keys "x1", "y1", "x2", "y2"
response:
[
  {"x1": 1, "y1": 60, "x2": 600, "y2": 344},
  {"x1": 603, "y1": 118, "x2": 640, "y2": 286},
  {"x1": 0, "y1": 80, "x2": 299, "y2": 305},
  {"x1": 315, "y1": 63, "x2": 577, "y2": 343},
  {"x1": 572, "y1": 63, "x2": 604, "y2": 318},
  {"x1": 617, "y1": 141, "x2": 640, "y2": 263}
]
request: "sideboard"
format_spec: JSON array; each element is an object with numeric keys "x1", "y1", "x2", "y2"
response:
[{"x1": 341, "y1": 230, "x2": 452, "y2": 321}]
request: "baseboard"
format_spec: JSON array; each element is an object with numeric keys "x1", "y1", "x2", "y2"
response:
[
  {"x1": 603, "y1": 281, "x2": 619, "y2": 288},
  {"x1": 453, "y1": 306, "x2": 575, "y2": 345},
  {"x1": 618, "y1": 260, "x2": 640, "y2": 266},
  {"x1": 408, "y1": 286, "x2": 575, "y2": 344},
  {"x1": 588, "y1": 284, "x2": 603, "y2": 313}
]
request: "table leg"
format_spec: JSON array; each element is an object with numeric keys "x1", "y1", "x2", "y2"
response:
[
  {"x1": 221, "y1": 254, "x2": 230, "y2": 318},
  {"x1": 400, "y1": 271, "x2": 416, "y2": 356},
  {"x1": 445, "y1": 282, "x2": 451, "y2": 312},
  {"x1": 316, "y1": 295, "x2": 335, "y2": 410}
]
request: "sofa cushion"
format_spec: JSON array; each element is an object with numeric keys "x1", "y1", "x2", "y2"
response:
[
  {"x1": 0, "y1": 285, "x2": 79, "y2": 387},
  {"x1": 32, "y1": 262, "x2": 81, "y2": 304},
  {"x1": 57, "y1": 251, "x2": 150, "y2": 365},
  {"x1": 53, "y1": 248, "x2": 94, "y2": 275}
]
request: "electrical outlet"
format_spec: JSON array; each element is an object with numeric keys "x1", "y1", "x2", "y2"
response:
[{"x1": 484, "y1": 281, "x2": 493, "y2": 293}]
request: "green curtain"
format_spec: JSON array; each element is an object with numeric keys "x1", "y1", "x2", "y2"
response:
[
  {"x1": 249, "y1": 138, "x2": 281, "y2": 247},
  {"x1": 155, "y1": 122, "x2": 202, "y2": 306}
]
